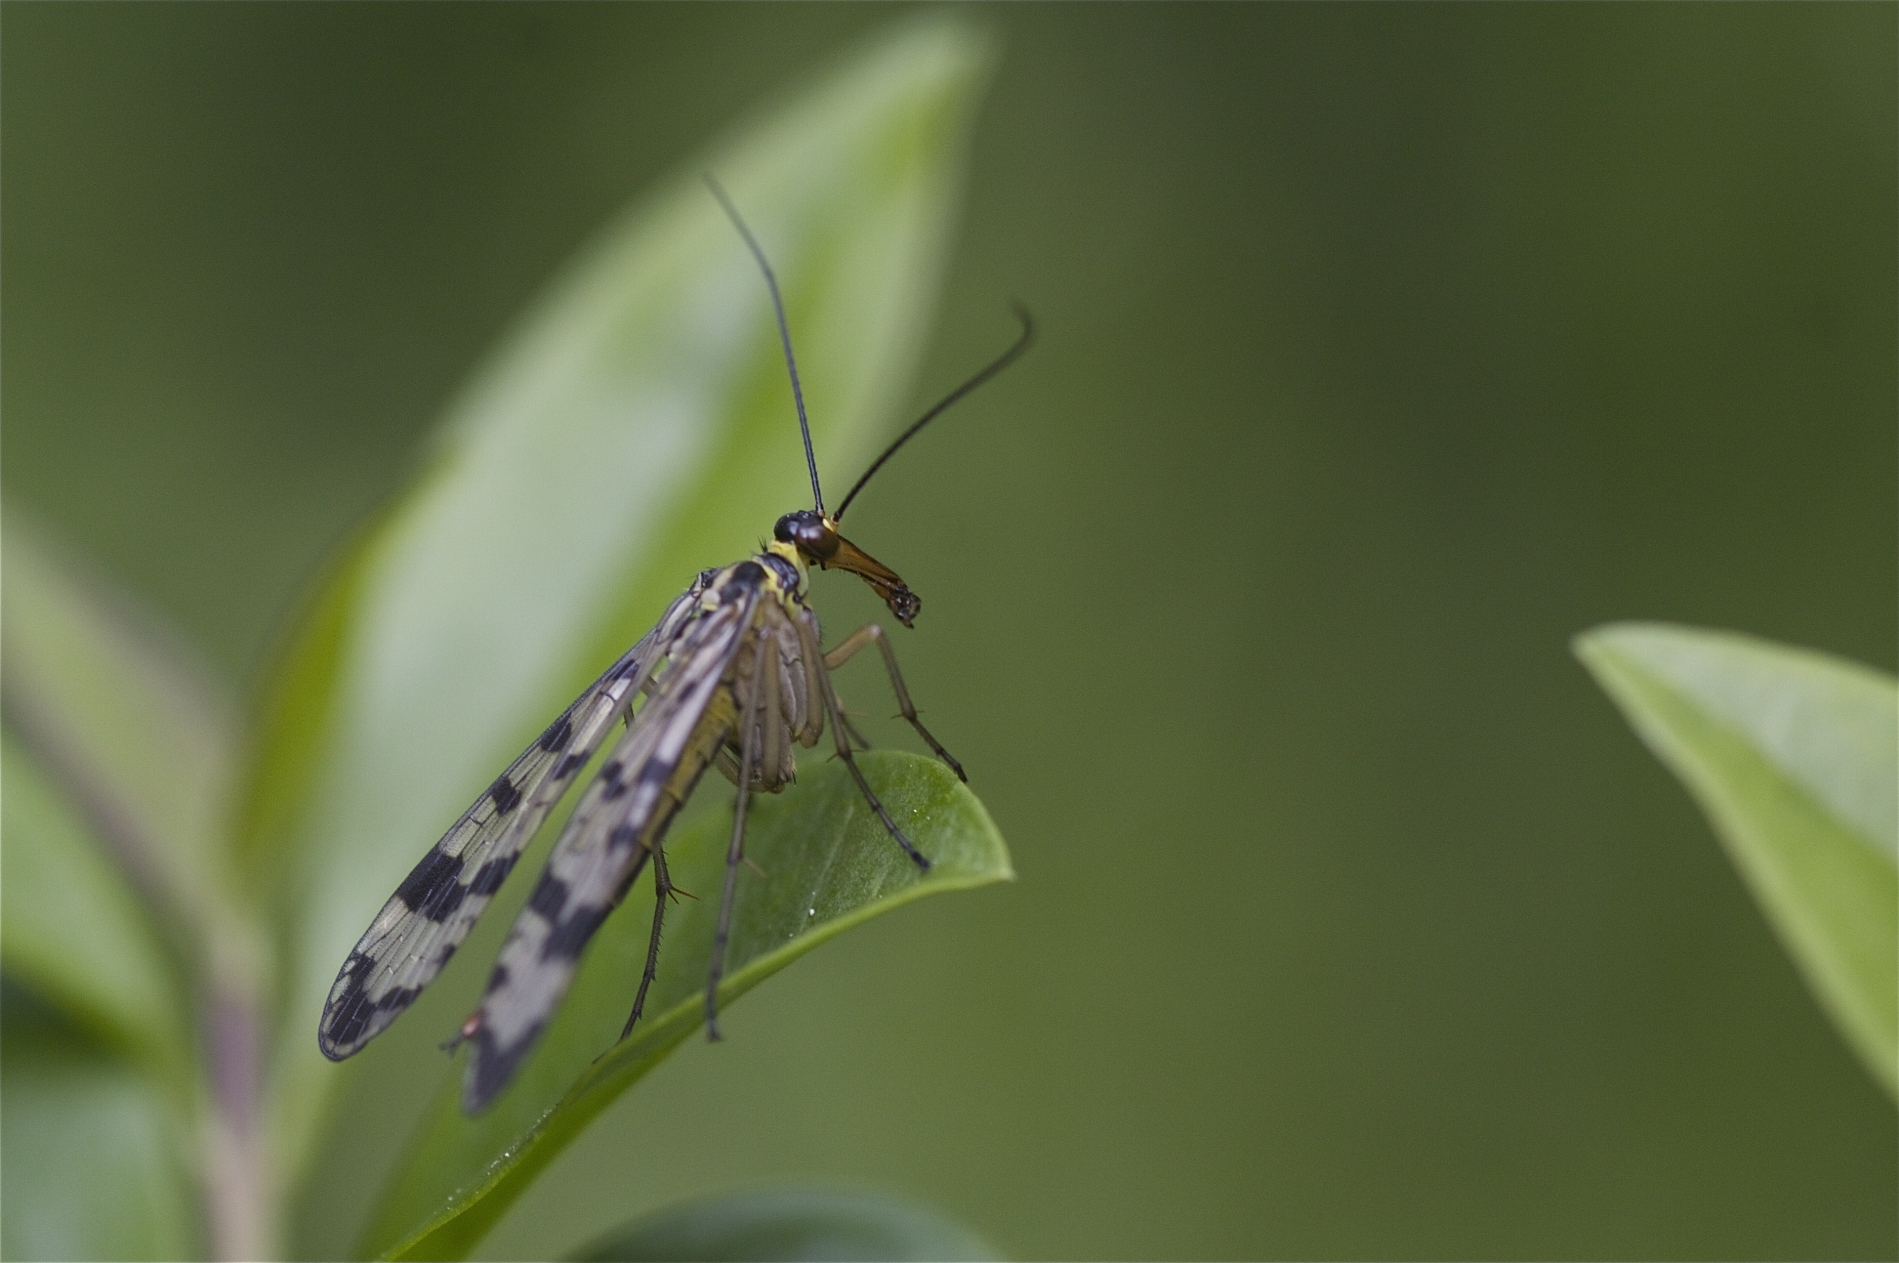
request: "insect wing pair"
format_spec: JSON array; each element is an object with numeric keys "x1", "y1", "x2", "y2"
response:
[{"x1": 318, "y1": 184, "x2": 1032, "y2": 1114}]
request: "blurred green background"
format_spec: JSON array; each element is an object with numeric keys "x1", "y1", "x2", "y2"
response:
[{"x1": 4, "y1": 4, "x2": 1894, "y2": 1260}]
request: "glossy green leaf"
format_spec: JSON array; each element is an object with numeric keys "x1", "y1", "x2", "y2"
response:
[
  {"x1": 361, "y1": 752, "x2": 1009, "y2": 1261},
  {"x1": 257, "y1": 15, "x2": 995, "y2": 1184},
  {"x1": 1, "y1": 733, "x2": 189, "y2": 1088},
  {"x1": 0, "y1": 982, "x2": 201, "y2": 1262},
  {"x1": 568, "y1": 1186, "x2": 1000, "y2": 1262},
  {"x1": 0, "y1": 510, "x2": 237, "y2": 936},
  {"x1": 1576, "y1": 622, "x2": 1897, "y2": 1099}
]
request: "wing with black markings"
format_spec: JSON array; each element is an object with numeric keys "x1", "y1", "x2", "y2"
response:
[
  {"x1": 462, "y1": 586, "x2": 759, "y2": 1110},
  {"x1": 317, "y1": 582, "x2": 709, "y2": 1061}
]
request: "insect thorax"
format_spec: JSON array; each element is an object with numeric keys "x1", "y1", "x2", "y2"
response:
[
  {"x1": 694, "y1": 546, "x2": 819, "y2": 794},
  {"x1": 758, "y1": 539, "x2": 809, "y2": 600}
]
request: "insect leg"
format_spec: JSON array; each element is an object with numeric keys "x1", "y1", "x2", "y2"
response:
[
  {"x1": 761, "y1": 630, "x2": 787, "y2": 786},
  {"x1": 620, "y1": 841, "x2": 674, "y2": 1041},
  {"x1": 840, "y1": 712, "x2": 876, "y2": 753},
  {"x1": 792, "y1": 616, "x2": 824, "y2": 746},
  {"x1": 706, "y1": 638, "x2": 770, "y2": 1041},
  {"x1": 798, "y1": 618, "x2": 932, "y2": 872},
  {"x1": 824, "y1": 624, "x2": 966, "y2": 782}
]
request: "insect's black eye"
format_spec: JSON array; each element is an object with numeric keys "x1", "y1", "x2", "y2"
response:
[{"x1": 773, "y1": 510, "x2": 838, "y2": 559}]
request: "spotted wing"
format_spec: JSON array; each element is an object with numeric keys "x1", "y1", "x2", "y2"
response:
[
  {"x1": 318, "y1": 583, "x2": 709, "y2": 1061},
  {"x1": 462, "y1": 586, "x2": 759, "y2": 1111}
]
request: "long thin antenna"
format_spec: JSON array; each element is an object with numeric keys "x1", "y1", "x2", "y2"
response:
[
  {"x1": 835, "y1": 305, "x2": 1036, "y2": 523},
  {"x1": 705, "y1": 175, "x2": 825, "y2": 515}
]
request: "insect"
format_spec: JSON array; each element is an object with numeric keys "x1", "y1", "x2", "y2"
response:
[{"x1": 318, "y1": 177, "x2": 1033, "y2": 1114}]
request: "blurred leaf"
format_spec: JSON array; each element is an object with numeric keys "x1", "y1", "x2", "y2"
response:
[
  {"x1": 1576, "y1": 623, "x2": 1897, "y2": 1099},
  {"x1": 0, "y1": 510, "x2": 237, "y2": 933},
  {"x1": 567, "y1": 1186, "x2": 1000, "y2": 1262},
  {"x1": 2, "y1": 513, "x2": 274, "y2": 1257},
  {"x1": 362, "y1": 753, "x2": 1010, "y2": 1262},
  {"x1": 257, "y1": 14, "x2": 996, "y2": 1189},
  {"x1": 0, "y1": 981, "x2": 201, "y2": 1262},
  {"x1": 1, "y1": 733, "x2": 190, "y2": 1088}
]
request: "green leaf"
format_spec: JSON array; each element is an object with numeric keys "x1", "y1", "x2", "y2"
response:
[
  {"x1": 0, "y1": 514, "x2": 231, "y2": 1096},
  {"x1": 0, "y1": 510, "x2": 238, "y2": 936},
  {"x1": 1, "y1": 733, "x2": 190, "y2": 1088},
  {"x1": 0, "y1": 982, "x2": 201, "y2": 1262},
  {"x1": 1575, "y1": 622, "x2": 1898, "y2": 1100},
  {"x1": 255, "y1": 14, "x2": 996, "y2": 1185},
  {"x1": 361, "y1": 752, "x2": 1010, "y2": 1262},
  {"x1": 567, "y1": 1186, "x2": 1001, "y2": 1262}
]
